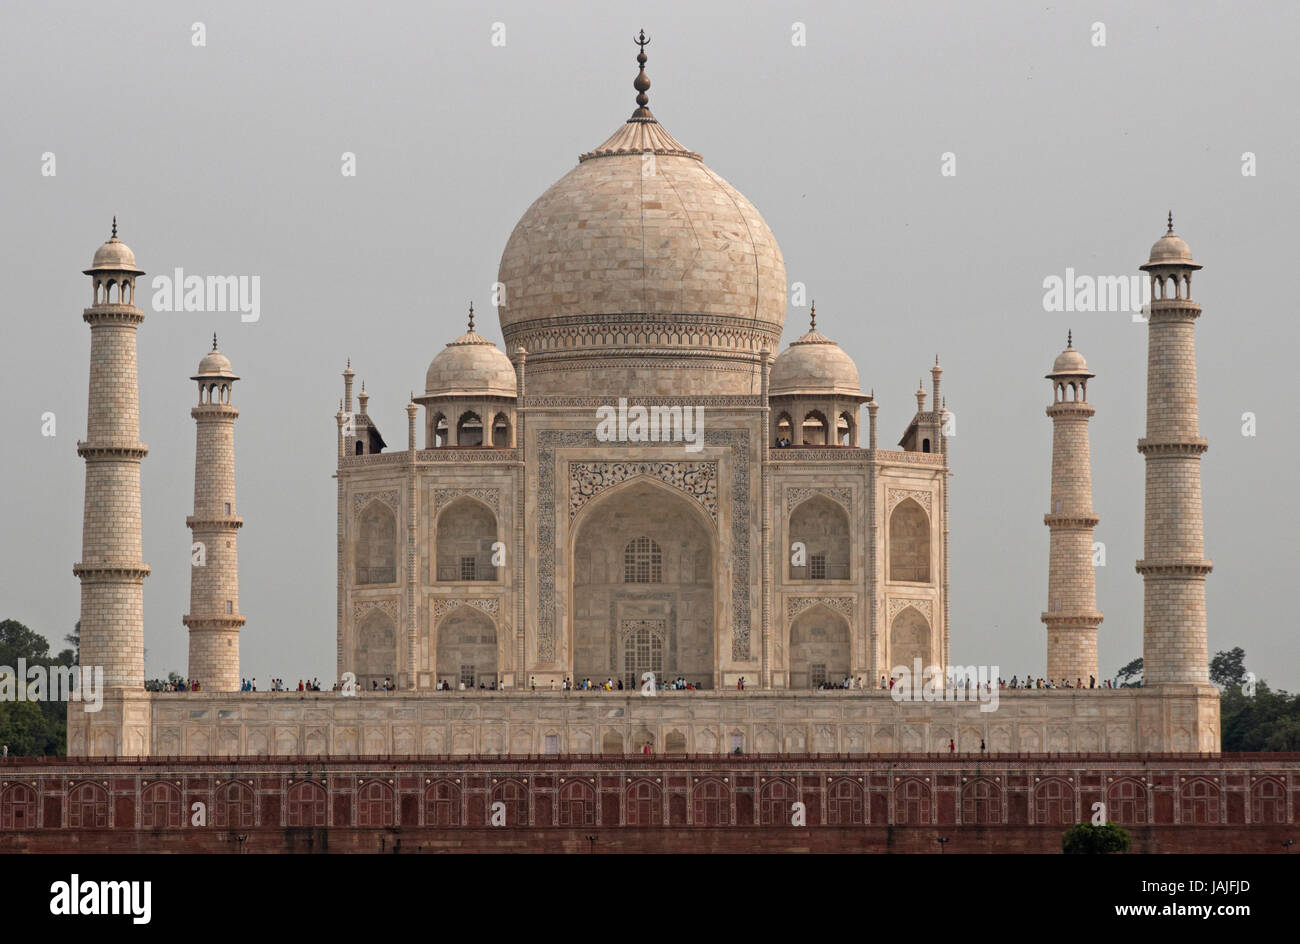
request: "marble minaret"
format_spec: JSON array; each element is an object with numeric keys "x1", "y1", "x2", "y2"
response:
[
  {"x1": 1042, "y1": 332, "x2": 1102, "y2": 683},
  {"x1": 1137, "y1": 215, "x2": 1212, "y2": 686},
  {"x1": 183, "y1": 336, "x2": 244, "y2": 690},
  {"x1": 74, "y1": 220, "x2": 150, "y2": 692}
]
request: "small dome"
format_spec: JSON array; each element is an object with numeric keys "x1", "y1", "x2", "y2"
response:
[
  {"x1": 1047, "y1": 334, "x2": 1094, "y2": 379},
  {"x1": 198, "y1": 350, "x2": 233, "y2": 375},
  {"x1": 425, "y1": 329, "x2": 517, "y2": 398},
  {"x1": 770, "y1": 320, "x2": 861, "y2": 398},
  {"x1": 193, "y1": 337, "x2": 238, "y2": 380},
  {"x1": 1141, "y1": 215, "x2": 1200, "y2": 270},
  {"x1": 85, "y1": 220, "x2": 144, "y2": 274},
  {"x1": 1052, "y1": 348, "x2": 1088, "y2": 373}
]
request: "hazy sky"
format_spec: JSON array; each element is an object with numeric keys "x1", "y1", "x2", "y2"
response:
[{"x1": 2, "y1": 0, "x2": 1296, "y2": 688}]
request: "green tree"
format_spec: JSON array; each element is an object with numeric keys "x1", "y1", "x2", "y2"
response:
[
  {"x1": 1063, "y1": 822, "x2": 1131, "y2": 854},
  {"x1": 1115, "y1": 657, "x2": 1143, "y2": 688},
  {"x1": 0, "y1": 618, "x2": 71, "y2": 756},
  {"x1": 1210, "y1": 647, "x2": 1247, "y2": 689}
]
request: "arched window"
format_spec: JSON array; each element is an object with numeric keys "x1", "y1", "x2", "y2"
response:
[
  {"x1": 774, "y1": 412, "x2": 793, "y2": 446},
  {"x1": 1106, "y1": 779, "x2": 1148, "y2": 825},
  {"x1": 789, "y1": 495, "x2": 850, "y2": 581},
  {"x1": 1034, "y1": 779, "x2": 1075, "y2": 825},
  {"x1": 0, "y1": 784, "x2": 37, "y2": 829},
  {"x1": 889, "y1": 499, "x2": 930, "y2": 583},
  {"x1": 435, "y1": 497, "x2": 498, "y2": 582},
  {"x1": 140, "y1": 782, "x2": 183, "y2": 829},
  {"x1": 491, "y1": 780, "x2": 528, "y2": 827},
  {"x1": 355, "y1": 501, "x2": 397, "y2": 584},
  {"x1": 558, "y1": 781, "x2": 596, "y2": 826},
  {"x1": 759, "y1": 779, "x2": 798, "y2": 825},
  {"x1": 623, "y1": 536, "x2": 662, "y2": 583},
  {"x1": 692, "y1": 779, "x2": 731, "y2": 826},
  {"x1": 789, "y1": 605, "x2": 851, "y2": 689},
  {"x1": 664, "y1": 730, "x2": 687, "y2": 754},
  {"x1": 1179, "y1": 779, "x2": 1220, "y2": 825},
  {"x1": 356, "y1": 781, "x2": 395, "y2": 827},
  {"x1": 825, "y1": 779, "x2": 865, "y2": 825},
  {"x1": 802, "y1": 411, "x2": 829, "y2": 446},
  {"x1": 837, "y1": 412, "x2": 854, "y2": 446},
  {"x1": 68, "y1": 782, "x2": 109, "y2": 829},
  {"x1": 492, "y1": 413, "x2": 511, "y2": 447},
  {"x1": 432, "y1": 413, "x2": 448, "y2": 447},
  {"x1": 1251, "y1": 779, "x2": 1285, "y2": 824},
  {"x1": 621, "y1": 619, "x2": 665, "y2": 690},
  {"x1": 456, "y1": 411, "x2": 483, "y2": 446},
  {"x1": 895, "y1": 779, "x2": 931, "y2": 825},
  {"x1": 961, "y1": 779, "x2": 1002, "y2": 825},
  {"x1": 625, "y1": 780, "x2": 662, "y2": 826},
  {"x1": 424, "y1": 781, "x2": 462, "y2": 826},
  {"x1": 213, "y1": 781, "x2": 255, "y2": 828},
  {"x1": 356, "y1": 611, "x2": 396, "y2": 684},
  {"x1": 287, "y1": 781, "x2": 327, "y2": 827},
  {"x1": 435, "y1": 605, "x2": 497, "y2": 691},
  {"x1": 890, "y1": 606, "x2": 930, "y2": 673}
]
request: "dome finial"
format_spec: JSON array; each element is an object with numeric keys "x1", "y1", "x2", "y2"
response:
[
  {"x1": 468, "y1": 301, "x2": 475, "y2": 331},
  {"x1": 631, "y1": 29, "x2": 652, "y2": 120},
  {"x1": 809, "y1": 300, "x2": 816, "y2": 331},
  {"x1": 1067, "y1": 329, "x2": 1072, "y2": 348},
  {"x1": 111, "y1": 216, "x2": 117, "y2": 239},
  {"x1": 1167, "y1": 210, "x2": 1174, "y2": 234},
  {"x1": 212, "y1": 332, "x2": 219, "y2": 351}
]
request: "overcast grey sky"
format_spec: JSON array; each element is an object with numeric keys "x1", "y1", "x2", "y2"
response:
[{"x1": 2, "y1": 0, "x2": 1296, "y2": 688}]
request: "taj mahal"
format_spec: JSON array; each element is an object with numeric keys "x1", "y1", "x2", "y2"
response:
[{"x1": 67, "y1": 39, "x2": 1220, "y2": 759}]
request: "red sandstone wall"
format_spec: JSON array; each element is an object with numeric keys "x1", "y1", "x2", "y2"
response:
[{"x1": 2, "y1": 754, "x2": 1296, "y2": 853}]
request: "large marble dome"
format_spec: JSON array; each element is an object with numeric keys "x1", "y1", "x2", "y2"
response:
[{"x1": 496, "y1": 48, "x2": 786, "y2": 397}]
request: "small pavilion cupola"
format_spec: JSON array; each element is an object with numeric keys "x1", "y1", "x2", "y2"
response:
[
  {"x1": 84, "y1": 217, "x2": 145, "y2": 307},
  {"x1": 898, "y1": 356, "x2": 947, "y2": 454},
  {"x1": 192, "y1": 333, "x2": 239, "y2": 404},
  {"x1": 1047, "y1": 330, "x2": 1095, "y2": 403},
  {"x1": 1141, "y1": 211, "x2": 1201, "y2": 301},
  {"x1": 769, "y1": 303, "x2": 869, "y2": 447},
  {"x1": 338, "y1": 360, "x2": 386, "y2": 457},
  {"x1": 418, "y1": 302, "x2": 518, "y2": 448}
]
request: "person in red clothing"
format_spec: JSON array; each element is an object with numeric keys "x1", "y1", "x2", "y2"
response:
[{"x1": 948, "y1": 738, "x2": 955, "y2": 753}]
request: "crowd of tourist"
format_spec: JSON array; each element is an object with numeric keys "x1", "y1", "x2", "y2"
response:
[
  {"x1": 157, "y1": 672, "x2": 1125, "y2": 694},
  {"x1": 878, "y1": 673, "x2": 1117, "y2": 691},
  {"x1": 145, "y1": 678, "x2": 200, "y2": 692}
]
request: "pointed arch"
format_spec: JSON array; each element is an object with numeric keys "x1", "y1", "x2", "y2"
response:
[
  {"x1": 356, "y1": 499, "x2": 397, "y2": 584},
  {"x1": 434, "y1": 603, "x2": 498, "y2": 690},
  {"x1": 889, "y1": 605, "x2": 931, "y2": 674},
  {"x1": 889, "y1": 498, "x2": 930, "y2": 583},
  {"x1": 141, "y1": 781, "x2": 183, "y2": 829},
  {"x1": 802, "y1": 410, "x2": 829, "y2": 445},
  {"x1": 355, "y1": 609, "x2": 396, "y2": 684},
  {"x1": 435, "y1": 495, "x2": 499, "y2": 582},
  {"x1": 287, "y1": 781, "x2": 327, "y2": 827},
  {"x1": 213, "y1": 781, "x2": 255, "y2": 828},
  {"x1": 788, "y1": 494, "x2": 850, "y2": 581},
  {"x1": 571, "y1": 475, "x2": 717, "y2": 689},
  {"x1": 0, "y1": 783, "x2": 37, "y2": 829},
  {"x1": 788, "y1": 602, "x2": 851, "y2": 689}
]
